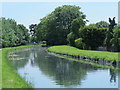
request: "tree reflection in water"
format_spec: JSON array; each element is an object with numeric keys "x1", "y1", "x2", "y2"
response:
[
  {"x1": 9, "y1": 46, "x2": 119, "y2": 88},
  {"x1": 31, "y1": 47, "x2": 104, "y2": 87},
  {"x1": 109, "y1": 69, "x2": 116, "y2": 83}
]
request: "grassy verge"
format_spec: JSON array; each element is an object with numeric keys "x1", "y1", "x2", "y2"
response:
[
  {"x1": 48, "y1": 45, "x2": 119, "y2": 61},
  {"x1": 1, "y1": 45, "x2": 38, "y2": 88},
  {"x1": 0, "y1": 49, "x2": 2, "y2": 89},
  {"x1": 49, "y1": 52, "x2": 120, "y2": 70}
]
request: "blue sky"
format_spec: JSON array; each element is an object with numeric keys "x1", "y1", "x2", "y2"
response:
[{"x1": 2, "y1": 2, "x2": 118, "y2": 29}]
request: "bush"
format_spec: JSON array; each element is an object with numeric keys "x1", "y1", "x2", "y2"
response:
[
  {"x1": 67, "y1": 32, "x2": 76, "y2": 46},
  {"x1": 79, "y1": 26, "x2": 107, "y2": 50},
  {"x1": 75, "y1": 38, "x2": 81, "y2": 48},
  {"x1": 74, "y1": 38, "x2": 85, "y2": 49}
]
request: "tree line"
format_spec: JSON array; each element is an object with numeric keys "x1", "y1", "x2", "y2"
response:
[
  {"x1": 1, "y1": 5, "x2": 120, "y2": 52},
  {"x1": 1, "y1": 18, "x2": 30, "y2": 47},
  {"x1": 33, "y1": 5, "x2": 119, "y2": 52}
]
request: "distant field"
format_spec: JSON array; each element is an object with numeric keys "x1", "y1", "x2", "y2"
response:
[{"x1": 48, "y1": 45, "x2": 119, "y2": 61}]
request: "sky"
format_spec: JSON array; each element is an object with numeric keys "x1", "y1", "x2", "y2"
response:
[
  {"x1": 118, "y1": 2, "x2": 120, "y2": 26},
  {"x1": 1, "y1": 1, "x2": 118, "y2": 29}
]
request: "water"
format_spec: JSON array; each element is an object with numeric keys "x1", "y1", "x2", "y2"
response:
[{"x1": 9, "y1": 46, "x2": 120, "y2": 88}]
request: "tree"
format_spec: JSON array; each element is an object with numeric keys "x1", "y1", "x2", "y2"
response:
[
  {"x1": 29, "y1": 24, "x2": 37, "y2": 42},
  {"x1": 71, "y1": 17, "x2": 86, "y2": 34},
  {"x1": 2, "y1": 18, "x2": 18, "y2": 47},
  {"x1": 104, "y1": 17, "x2": 117, "y2": 51},
  {"x1": 36, "y1": 14, "x2": 57, "y2": 45},
  {"x1": 89, "y1": 21, "x2": 109, "y2": 28},
  {"x1": 1, "y1": 17, "x2": 30, "y2": 47},
  {"x1": 67, "y1": 17, "x2": 86, "y2": 46},
  {"x1": 36, "y1": 5, "x2": 87, "y2": 45},
  {"x1": 95, "y1": 21, "x2": 109, "y2": 28},
  {"x1": 17, "y1": 24, "x2": 30, "y2": 44},
  {"x1": 36, "y1": 17, "x2": 49, "y2": 42}
]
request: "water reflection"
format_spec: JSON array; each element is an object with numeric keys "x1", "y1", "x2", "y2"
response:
[
  {"x1": 9, "y1": 46, "x2": 119, "y2": 88},
  {"x1": 110, "y1": 69, "x2": 116, "y2": 83}
]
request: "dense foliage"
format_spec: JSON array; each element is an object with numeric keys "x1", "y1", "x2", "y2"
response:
[
  {"x1": 36, "y1": 5, "x2": 87, "y2": 45},
  {"x1": 74, "y1": 38, "x2": 85, "y2": 49},
  {"x1": 67, "y1": 32, "x2": 77, "y2": 46},
  {"x1": 104, "y1": 17, "x2": 117, "y2": 51},
  {"x1": 1, "y1": 18, "x2": 30, "y2": 47},
  {"x1": 111, "y1": 29, "x2": 120, "y2": 52},
  {"x1": 67, "y1": 17, "x2": 86, "y2": 46},
  {"x1": 79, "y1": 26, "x2": 107, "y2": 50}
]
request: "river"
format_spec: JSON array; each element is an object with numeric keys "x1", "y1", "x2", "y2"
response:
[{"x1": 8, "y1": 46, "x2": 120, "y2": 88}]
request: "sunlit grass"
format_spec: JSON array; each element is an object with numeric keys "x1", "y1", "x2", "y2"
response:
[
  {"x1": 48, "y1": 45, "x2": 119, "y2": 61},
  {"x1": 2, "y1": 45, "x2": 38, "y2": 88},
  {"x1": 0, "y1": 49, "x2": 2, "y2": 89}
]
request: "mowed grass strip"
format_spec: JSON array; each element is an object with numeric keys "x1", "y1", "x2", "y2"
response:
[
  {"x1": 2, "y1": 45, "x2": 37, "y2": 88},
  {"x1": 0, "y1": 49, "x2": 2, "y2": 89},
  {"x1": 48, "y1": 45, "x2": 119, "y2": 61}
]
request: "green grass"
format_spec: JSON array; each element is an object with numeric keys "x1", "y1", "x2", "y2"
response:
[
  {"x1": 0, "y1": 49, "x2": 2, "y2": 89},
  {"x1": 48, "y1": 45, "x2": 119, "y2": 61},
  {"x1": 49, "y1": 52, "x2": 120, "y2": 70},
  {"x1": 1, "y1": 45, "x2": 38, "y2": 88}
]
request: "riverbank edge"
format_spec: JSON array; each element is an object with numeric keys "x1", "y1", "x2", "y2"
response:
[
  {"x1": 47, "y1": 46, "x2": 120, "y2": 69},
  {"x1": 2, "y1": 45, "x2": 40, "y2": 88},
  {"x1": 48, "y1": 52, "x2": 120, "y2": 70}
]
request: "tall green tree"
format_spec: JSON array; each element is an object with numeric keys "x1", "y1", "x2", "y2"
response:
[
  {"x1": 36, "y1": 5, "x2": 87, "y2": 45},
  {"x1": 2, "y1": 18, "x2": 18, "y2": 47},
  {"x1": 17, "y1": 24, "x2": 30, "y2": 44},
  {"x1": 104, "y1": 17, "x2": 117, "y2": 51},
  {"x1": 67, "y1": 17, "x2": 86, "y2": 46},
  {"x1": 1, "y1": 17, "x2": 30, "y2": 47},
  {"x1": 29, "y1": 24, "x2": 37, "y2": 42}
]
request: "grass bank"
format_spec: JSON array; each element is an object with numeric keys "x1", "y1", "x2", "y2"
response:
[
  {"x1": 0, "y1": 50, "x2": 2, "y2": 89},
  {"x1": 49, "y1": 52, "x2": 120, "y2": 70},
  {"x1": 1, "y1": 45, "x2": 38, "y2": 88},
  {"x1": 48, "y1": 45, "x2": 119, "y2": 61}
]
